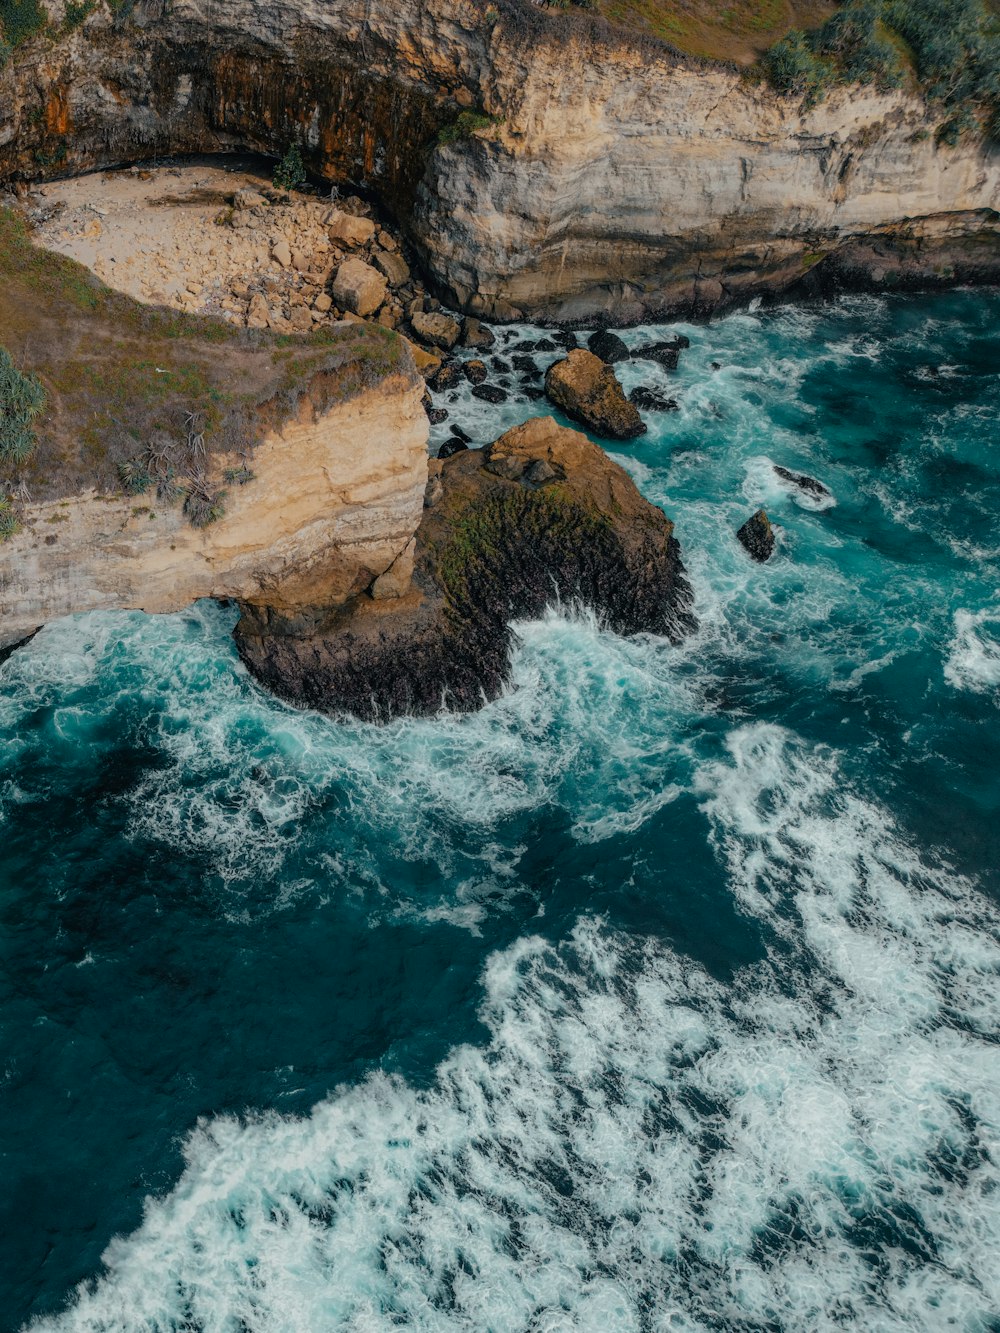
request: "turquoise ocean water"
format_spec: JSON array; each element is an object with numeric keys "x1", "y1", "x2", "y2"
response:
[{"x1": 2, "y1": 291, "x2": 999, "y2": 1331}]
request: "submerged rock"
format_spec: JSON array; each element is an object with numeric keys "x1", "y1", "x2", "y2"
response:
[
  {"x1": 472, "y1": 383, "x2": 508, "y2": 404},
  {"x1": 773, "y1": 465, "x2": 832, "y2": 499},
  {"x1": 234, "y1": 416, "x2": 694, "y2": 720},
  {"x1": 545, "y1": 349, "x2": 646, "y2": 440},
  {"x1": 587, "y1": 330, "x2": 630, "y2": 364},
  {"x1": 737, "y1": 509, "x2": 775, "y2": 562},
  {"x1": 632, "y1": 337, "x2": 689, "y2": 371},
  {"x1": 630, "y1": 386, "x2": 679, "y2": 412}
]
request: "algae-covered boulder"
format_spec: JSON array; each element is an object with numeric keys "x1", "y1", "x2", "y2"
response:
[
  {"x1": 545, "y1": 349, "x2": 646, "y2": 440},
  {"x1": 234, "y1": 416, "x2": 694, "y2": 719}
]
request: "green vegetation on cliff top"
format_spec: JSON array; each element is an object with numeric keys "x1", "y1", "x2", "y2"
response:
[
  {"x1": 0, "y1": 207, "x2": 410, "y2": 518},
  {"x1": 528, "y1": 0, "x2": 1000, "y2": 138}
]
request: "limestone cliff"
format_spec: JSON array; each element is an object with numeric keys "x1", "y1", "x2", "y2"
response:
[
  {"x1": 0, "y1": 372, "x2": 428, "y2": 649},
  {"x1": 2, "y1": 0, "x2": 998, "y2": 321}
]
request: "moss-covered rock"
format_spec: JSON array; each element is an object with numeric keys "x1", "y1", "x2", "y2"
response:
[{"x1": 234, "y1": 415, "x2": 694, "y2": 719}]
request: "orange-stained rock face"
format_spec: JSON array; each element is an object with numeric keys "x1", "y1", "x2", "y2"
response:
[{"x1": 44, "y1": 84, "x2": 70, "y2": 137}]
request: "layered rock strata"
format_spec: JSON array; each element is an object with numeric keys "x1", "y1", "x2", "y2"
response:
[
  {"x1": 0, "y1": 370, "x2": 428, "y2": 649},
  {"x1": 234, "y1": 415, "x2": 694, "y2": 719},
  {"x1": 2, "y1": 0, "x2": 997, "y2": 321}
]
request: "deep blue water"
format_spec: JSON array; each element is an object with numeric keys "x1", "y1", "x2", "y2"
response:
[{"x1": 2, "y1": 291, "x2": 999, "y2": 1331}]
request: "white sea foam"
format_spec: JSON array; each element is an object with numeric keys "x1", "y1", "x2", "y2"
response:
[
  {"x1": 944, "y1": 608, "x2": 1000, "y2": 696},
  {"x1": 30, "y1": 725, "x2": 1000, "y2": 1333}
]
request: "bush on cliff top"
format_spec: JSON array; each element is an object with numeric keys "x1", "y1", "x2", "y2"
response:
[
  {"x1": 762, "y1": 0, "x2": 1000, "y2": 138},
  {"x1": 0, "y1": 0, "x2": 45, "y2": 47}
]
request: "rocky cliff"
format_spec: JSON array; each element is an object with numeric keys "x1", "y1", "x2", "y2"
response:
[
  {"x1": 0, "y1": 370, "x2": 428, "y2": 650},
  {"x1": 235, "y1": 415, "x2": 694, "y2": 719},
  {"x1": 1, "y1": 0, "x2": 998, "y2": 322}
]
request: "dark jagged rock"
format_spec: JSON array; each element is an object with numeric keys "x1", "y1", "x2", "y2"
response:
[
  {"x1": 427, "y1": 407, "x2": 449, "y2": 424},
  {"x1": 632, "y1": 337, "x2": 689, "y2": 371},
  {"x1": 545, "y1": 349, "x2": 646, "y2": 440},
  {"x1": 430, "y1": 362, "x2": 462, "y2": 393},
  {"x1": 472, "y1": 383, "x2": 508, "y2": 404},
  {"x1": 450, "y1": 423, "x2": 472, "y2": 444},
  {"x1": 437, "y1": 437, "x2": 468, "y2": 459},
  {"x1": 491, "y1": 357, "x2": 511, "y2": 374},
  {"x1": 737, "y1": 509, "x2": 775, "y2": 562},
  {"x1": 773, "y1": 465, "x2": 832, "y2": 499},
  {"x1": 234, "y1": 417, "x2": 694, "y2": 720},
  {"x1": 630, "y1": 386, "x2": 679, "y2": 412},
  {"x1": 523, "y1": 387, "x2": 546, "y2": 401},
  {"x1": 534, "y1": 337, "x2": 557, "y2": 352},
  {"x1": 463, "y1": 359, "x2": 488, "y2": 385},
  {"x1": 513, "y1": 354, "x2": 538, "y2": 375},
  {"x1": 587, "y1": 330, "x2": 630, "y2": 364},
  {"x1": 553, "y1": 330, "x2": 580, "y2": 350}
]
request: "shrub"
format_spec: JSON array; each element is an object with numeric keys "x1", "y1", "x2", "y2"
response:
[
  {"x1": 272, "y1": 144, "x2": 306, "y2": 192},
  {"x1": 0, "y1": 0, "x2": 45, "y2": 47},
  {"x1": 0, "y1": 497, "x2": 18, "y2": 541},
  {"x1": 761, "y1": 30, "x2": 831, "y2": 104},
  {"x1": 438, "y1": 111, "x2": 501, "y2": 146},
  {"x1": 0, "y1": 346, "x2": 45, "y2": 467},
  {"x1": 764, "y1": 0, "x2": 1000, "y2": 134}
]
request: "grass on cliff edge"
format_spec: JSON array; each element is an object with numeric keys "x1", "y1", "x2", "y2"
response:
[
  {"x1": 0, "y1": 207, "x2": 409, "y2": 505},
  {"x1": 534, "y1": 0, "x2": 838, "y2": 63}
]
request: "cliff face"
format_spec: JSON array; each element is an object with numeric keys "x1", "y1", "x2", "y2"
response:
[
  {"x1": 0, "y1": 371, "x2": 428, "y2": 650},
  {"x1": 2, "y1": 1, "x2": 999, "y2": 322}
]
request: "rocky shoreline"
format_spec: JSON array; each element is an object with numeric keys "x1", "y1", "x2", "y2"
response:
[{"x1": 235, "y1": 416, "x2": 694, "y2": 720}]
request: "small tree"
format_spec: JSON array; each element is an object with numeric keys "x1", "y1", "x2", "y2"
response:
[{"x1": 273, "y1": 143, "x2": 306, "y2": 192}]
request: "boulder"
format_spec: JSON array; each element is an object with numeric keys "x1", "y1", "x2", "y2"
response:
[
  {"x1": 553, "y1": 330, "x2": 579, "y2": 350},
  {"x1": 327, "y1": 210, "x2": 376, "y2": 247},
  {"x1": 246, "y1": 291, "x2": 269, "y2": 329},
  {"x1": 313, "y1": 292, "x2": 332, "y2": 313},
  {"x1": 271, "y1": 239, "x2": 292, "y2": 268},
  {"x1": 587, "y1": 329, "x2": 630, "y2": 364},
  {"x1": 234, "y1": 416, "x2": 694, "y2": 720},
  {"x1": 737, "y1": 509, "x2": 775, "y2": 562},
  {"x1": 234, "y1": 187, "x2": 267, "y2": 210},
  {"x1": 411, "y1": 310, "x2": 461, "y2": 350},
  {"x1": 437, "y1": 437, "x2": 469, "y2": 459},
  {"x1": 332, "y1": 257, "x2": 387, "y2": 317},
  {"x1": 463, "y1": 359, "x2": 488, "y2": 385},
  {"x1": 430, "y1": 362, "x2": 462, "y2": 392},
  {"x1": 462, "y1": 317, "x2": 496, "y2": 350},
  {"x1": 544, "y1": 349, "x2": 646, "y2": 440},
  {"x1": 373, "y1": 248, "x2": 411, "y2": 287}
]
